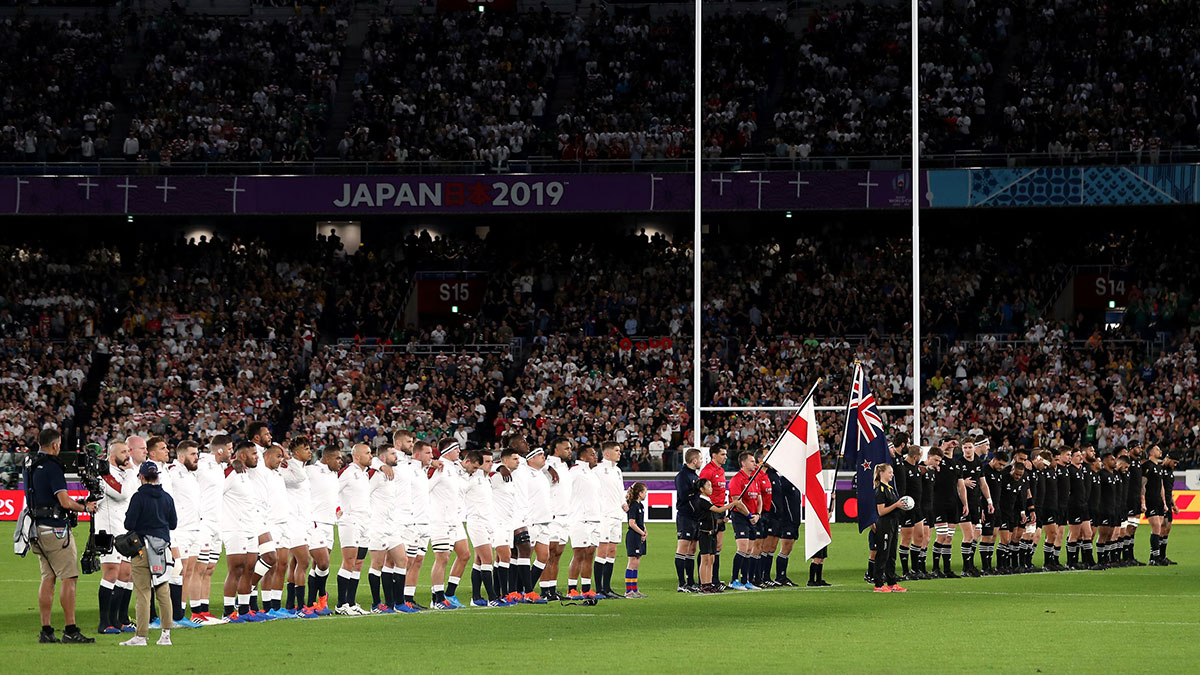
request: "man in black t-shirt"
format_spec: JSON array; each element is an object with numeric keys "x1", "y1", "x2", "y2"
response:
[
  {"x1": 916, "y1": 452, "x2": 937, "y2": 579},
  {"x1": 1141, "y1": 446, "x2": 1169, "y2": 565},
  {"x1": 27, "y1": 429, "x2": 99, "y2": 644},
  {"x1": 929, "y1": 441, "x2": 967, "y2": 578}
]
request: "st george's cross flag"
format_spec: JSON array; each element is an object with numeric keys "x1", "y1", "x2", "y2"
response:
[
  {"x1": 764, "y1": 397, "x2": 832, "y2": 560},
  {"x1": 841, "y1": 363, "x2": 893, "y2": 532}
]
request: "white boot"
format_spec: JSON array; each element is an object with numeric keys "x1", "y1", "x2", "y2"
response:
[
  {"x1": 120, "y1": 636, "x2": 147, "y2": 646},
  {"x1": 157, "y1": 629, "x2": 172, "y2": 646}
]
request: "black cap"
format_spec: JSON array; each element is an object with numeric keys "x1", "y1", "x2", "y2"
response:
[{"x1": 1168, "y1": 451, "x2": 1184, "y2": 461}]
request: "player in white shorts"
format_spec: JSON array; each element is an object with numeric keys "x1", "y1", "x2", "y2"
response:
[
  {"x1": 259, "y1": 444, "x2": 292, "y2": 617},
  {"x1": 365, "y1": 444, "x2": 405, "y2": 613},
  {"x1": 166, "y1": 441, "x2": 204, "y2": 627},
  {"x1": 428, "y1": 438, "x2": 468, "y2": 610},
  {"x1": 443, "y1": 441, "x2": 473, "y2": 609},
  {"x1": 595, "y1": 440, "x2": 627, "y2": 600},
  {"x1": 96, "y1": 441, "x2": 132, "y2": 634},
  {"x1": 279, "y1": 436, "x2": 315, "y2": 617},
  {"x1": 335, "y1": 443, "x2": 372, "y2": 615},
  {"x1": 461, "y1": 450, "x2": 505, "y2": 607},
  {"x1": 490, "y1": 448, "x2": 520, "y2": 601},
  {"x1": 516, "y1": 446, "x2": 552, "y2": 604},
  {"x1": 244, "y1": 422, "x2": 278, "y2": 615},
  {"x1": 305, "y1": 445, "x2": 342, "y2": 614},
  {"x1": 541, "y1": 437, "x2": 574, "y2": 600},
  {"x1": 568, "y1": 445, "x2": 602, "y2": 599},
  {"x1": 504, "y1": 435, "x2": 534, "y2": 602},
  {"x1": 193, "y1": 435, "x2": 232, "y2": 625},
  {"x1": 402, "y1": 438, "x2": 436, "y2": 610},
  {"x1": 223, "y1": 441, "x2": 262, "y2": 622}
]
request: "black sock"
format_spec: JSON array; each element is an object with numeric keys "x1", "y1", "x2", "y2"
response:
[
  {"x1": 471, "y1": 568, "x2": 482, "y2": 601},
  {"x1": 382, "y1": 572, "x2": 395, "y2": 607},
  {"x1": 867, "y1": 557, "x2": 876, "y2": 580},
  {"x1": 777, "y1": 553, "x2": 789, "y2": 580},
  {"x1": 64, "y1": 624, "x2": 79, "y2": 635},
  {"x1": 816, "y1": 562, "x2": 824, "y2": 581},
  {"x1": 932, "y1": 546, "x2": 942, "y2": 571},
  {"x1": 713, "y1": 553, "x2": 721, "y2": 582},
  {"x1": 121, "y1": 585, "x2": 132, "y2": 624},
  {"x1": 98, "y1": 584, "x2": 112, "y2": 628},
  {"x1": 731, "y1": 553, "x2": 742, "y2": 584},
  {"x1": 532, "y1": 562, "x2": 546, "y2": 593},
  {"x1": 286, "y1": 583, "x2": 296, "y2": 610},
  {"x1": 41, "y1": 625, "x2": 53, "y2": 635},
  {"x1": 307, "y1": 573, "x2": 318, "y2": 605},
  {"x1": 674, "y1": 554, "x2": 686, "y2": 586},
  {"x1": 369, "y1": 571, "x2": 382, "y2": 607},
  {"x1": 899, "y1": 546, "x2": 910, "y2": 575},
  {"x1": 249, "y1": 593, "x2": 259, "y2": 613},
  {"x1": 150, "y1": 594, "x2": 158, "y2": 621},
  {"x1": 295, "y1": 584, "x2": 306, "y2": 609},
  {"x1": 483, "y1": 567, "x2": 497, "y2": 601},
  {"x1": 809, "y1": 562, "x2": 817, "y2": 583},
  {"x1": 337, "y1": 574, "x2": 348, "y2": 606},
  {"x1": 112, "y1": 588, "x2": 128, "y2": 627},
  {"x1": 685, "y1": 554, "x2": 696, "y2": 585},
  {"x1": 1161, "y1": 536, "x2": 1169, "y2": 559},
  {"x1": 447, "y1": 577, "x2": 460, "y2": 598},
  {"x1": 1082, "y1": 541, "x2": 1095, "y2": 566}
]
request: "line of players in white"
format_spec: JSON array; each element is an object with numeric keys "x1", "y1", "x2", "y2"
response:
[{"x1": 93, "y1": 426, "x2": 631, "y2": 631}]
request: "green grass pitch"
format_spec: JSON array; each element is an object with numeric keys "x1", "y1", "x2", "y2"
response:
[{"x1": 1, "y1": 523, "x2": 1197, "y2": 673}]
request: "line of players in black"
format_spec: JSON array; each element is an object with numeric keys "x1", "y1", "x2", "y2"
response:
[{"x1": 872, "y1": 438, "x2": 1181, "y2": 584}]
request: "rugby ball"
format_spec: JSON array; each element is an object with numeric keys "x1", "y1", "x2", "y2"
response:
[{"x1": 898, "y1": 496, "x2": 915, "y2": 511}]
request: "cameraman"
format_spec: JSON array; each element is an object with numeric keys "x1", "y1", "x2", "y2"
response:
[
  {"x1": 121, "y1": 461, "x2": 177, "y2": 647},
  {"x1": 27, "y1": 429, "x2": 98, "y2": 644}
]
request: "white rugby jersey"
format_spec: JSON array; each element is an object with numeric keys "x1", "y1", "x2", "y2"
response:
[
  {"x1": 263, "y1": 465, "x2": 289, "y2": 526},
  {"x1": 595, "y1": 458, "x2": 626, "y2": 521},
  {"x1": 95, "y1": 465, "x2": 130, "y2": 535},
  {"x1": 195, "y1": 453, "x2": 224, "y2": 529},
  {"x1": 166, "y1": 460, "x2": 201, "y2": 531},
  {"x1": 368, "y1": 464, "x2": 401, "y2": 525},
  {"x1": 511, "y1": 459, "x2": 531, "y2": 526},
  {"x1": 568, "y1": 462, "x2": 601, "y2": 522},
  {"x1": 517, "y1": 463, "x2": 552, "y2": 524},
  {"x1": 222, "y1": 464, "x2": 258, "y2": 533},
  {"x1": 544, "y1": 455, "x2": 572, "y2": 517},
  {"x1": 337, "y1": 462, "x2": 371, "y2": 525},
  {"x1": 279, "y1": 457, "x2": 311, "y2": 523},
  {"x1": 462, "y1": 469, "x2": 494, "y2": 523},
  {"x1": 490, "y1": 470, "x2": 517, "y2": 526},
  {"x1": 428, "y1": 460, "x2": 465, "y2": 526},
  {"x1": 389, "y1": 457, "x2": 415, "y2": 525},
  {"x1": 306, "y1": 462, "x2": 338, "y2": 524},
  {"x1": 407, "y1": 459, "x2": 432, "y2": 525}
]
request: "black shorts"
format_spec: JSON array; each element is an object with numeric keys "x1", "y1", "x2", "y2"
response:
[
  {"x1": 718, "y1": 519, "x2": 726, "y2": 533},
  {"x1": 1145, "y1": 505, "x2": 1165, "y2": 518},
  {"x1": 901, "y1": 508, "x2": 924, "y2": 529},
  {"x1": 676, "y1": 517, "x2": 699, "y2": 542},
  {"x1": 1068, "y1": 505, "x2": 1088, "y2": 525},
  {"x1": 777, "y1": 522, "x2": 799, "y2": 540},
  {"x1": 761, "y1": 514, "x2": 778, "y2": 537},
  {"x1": 934, "y1": 505, "x2": 959, "y2": 525},
  {"x1": 626, "y1": 534, "x2": 647, "y2": 558},
  {"x1": 698, "y1": 532, "x2": 718, "y2": 556},
  {"x1": 1127, "y1": 506, "x2": 1142, "y2": 519},
  {"x1": 1041, "y1": 509, "x2": 1059, "y2": 526},
  {"x1": 1165, "y1": 509, "x2": 1174, "y2": 523},
  {"x1": 959, "y1": 505, "x2": 981, "y2": 525},
  {"x1": 812, "y1": 545, "x2": 829, "y2": 560},
  {"x1": 731, "y1": 513, "x2": 754, "y2": 540},
  {"x1": 868, "y1": 529, "x2": 878, "y2": 551}
]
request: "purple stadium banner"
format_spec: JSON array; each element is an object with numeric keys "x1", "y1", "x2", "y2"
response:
[{"x1": 0, "y1": 171, "x2": 915, "y2": 215}]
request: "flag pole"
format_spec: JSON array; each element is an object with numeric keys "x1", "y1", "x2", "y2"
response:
[
  {"x1": 734, "y1": 376, "x2": 823, "y2": 502},
  {"x1": 826, "y1": 361, "x2": 861, "y2": 518}
]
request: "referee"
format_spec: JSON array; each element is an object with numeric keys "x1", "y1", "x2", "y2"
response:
[{"x1": 26, "y1": 429, "x2": 98, "y2": 644}]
